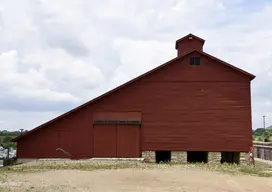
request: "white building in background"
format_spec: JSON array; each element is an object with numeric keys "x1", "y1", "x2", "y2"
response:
[{"x1": 0, "y1": 148, "x2": 16, "y2": 159}]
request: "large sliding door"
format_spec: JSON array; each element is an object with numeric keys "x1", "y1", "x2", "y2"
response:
[
  {"x1": 93, "y1": 125, "x2": 117, "y2": 157},
  {"x1": 117, "y1": 124, "x2": 140, "y2": 157},
  {"x1": 93, "y1": 124, "x2": 140, "y2": 158}
]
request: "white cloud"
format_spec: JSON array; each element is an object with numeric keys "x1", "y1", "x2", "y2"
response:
[
  {"x1": 0, "y1": 50, "x2": 80, "y2": 102},
  {"x1": 0, "y1": 0, "x2": 272, "y2": 130},
  {"x1": 0, "y1": 110, "x2": 61, "y2": 131},
  {"x1": 113, "y1": 38, "x2": 174, "y2": 79}
]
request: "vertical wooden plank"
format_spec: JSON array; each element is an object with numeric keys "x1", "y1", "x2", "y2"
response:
[
  {"x1": 93, "y1": 125, "x2": 117, "y2": 157},
  {"x1": 117, "y1": 125, "x2": 140, "y2": 158}
]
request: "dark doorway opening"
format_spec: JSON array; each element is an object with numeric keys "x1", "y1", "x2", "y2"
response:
[
  {"x1": 220, "y1": 152, "x2": 240, "y2": 164},
  {"x1": 187, "y1": 151, "x2": 208, "y2": 163},
  {"x1": 156, "y1": 151, "x2": 171, "y2": 163}
]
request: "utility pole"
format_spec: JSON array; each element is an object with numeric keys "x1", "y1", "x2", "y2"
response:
[
  {"x1": 263, "y1": 115, "x2": 266, "y2": 130},
  {"x1": 263, "y1": 115, "x2": 266, "y2": 142}
]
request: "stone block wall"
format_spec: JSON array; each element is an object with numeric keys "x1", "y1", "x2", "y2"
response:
[
  {"x1": 141, "y1": 151, "x2": 155, "y2": 162},
  {"x1": 208, "y1": 152, "x2": 221, "y2": 163},
  {"x1": 240, "y1": 152, "x2": 248, "y2": 165},
  {"x1": 208, "y1": 152, "x2": 248, "y2": 165},
  {"x1": 142, "y1": 151, "x2": 250, "y2": 164},
  {"x1": 142, "y1": 151, "x2": 187, "y2": 163},
  {"x1": 171, "y1": 151, "x2": 187, "y2": 163}
]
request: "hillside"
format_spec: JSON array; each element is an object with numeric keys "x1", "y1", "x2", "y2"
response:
[{"x1": 253, "y1": 126, "x2": 272, "y2": 142}]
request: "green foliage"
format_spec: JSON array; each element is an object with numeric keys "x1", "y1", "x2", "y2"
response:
[
  {"x1": 264, "y1": 129, "x2": 271, "y2": 140},
  {"x1": 253, "y1": 128, "x2": 272, "y2": 142},
  {"x1": 3, "y1": 136, "x2": 12, "y2": 143},
  {"x1": 256, "y1": 136, "x2": 264, "y2": 141},
  {"x1": 0, "y1": 130, "x2": 28, "y2": 136},
  {"x1": 253, "y1": 128, "x2": 266, "y2": 136},
  {"x1": 1, "y1": 142, "x2": 16, "y2": 148},
  {"x1": 0, "y1": 130, "x2": 24, "y2": 149}
]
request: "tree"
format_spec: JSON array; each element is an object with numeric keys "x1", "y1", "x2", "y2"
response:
[
  {"x1": 253, "y1": 128, "x2": 265, "y2": 136},
  {"x1": 256, "y1": 136, "x2": 263, "y2": 141},
  {"x1": 264, "y1": 129, "x2": 271, "y2": 142},
  {"x1": 2, "y1": 142, "x2": 16, "y2": 148},
  {"x1": 3, "y1": 136, "x2": 12, "y2": 143}
]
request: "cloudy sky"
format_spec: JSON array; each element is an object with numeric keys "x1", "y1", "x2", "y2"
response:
[{"x1": 0, "y1": 0, "x2": 271, "y2": 131}]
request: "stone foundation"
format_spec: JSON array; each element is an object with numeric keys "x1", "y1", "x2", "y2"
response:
[
  {"x1": 141, "y1": 151, "x2": 249, "y2": 164},
  {"x1": 16, "y1": 158, "x2": 38, "y2": 164},
  {"x1": 171, "y1": 151, "x2": 187, "y2": 163},
  {"x1": 142, "y1": 151, "x2": 155, "y2": 162},
  {"x1": 240, "y1": 152, "x2": 248, "y2": 165},
  {"x1": 208, "y1": 152, "x2": 221, "y2": 164},
  {"x1": 208, "y1": 152, "x2": 248, "y2": 165}
]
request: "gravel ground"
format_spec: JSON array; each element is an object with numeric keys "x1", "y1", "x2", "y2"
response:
[{"x1": 1, "y1": 160, "x2": 272, "y2": 192}]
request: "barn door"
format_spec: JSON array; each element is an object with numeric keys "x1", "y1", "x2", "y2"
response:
[
  {"x1": 117, "y1": 124, "x2": 140, "y2": 158},
  {"x1": 93, "y1": 124, "x2": 140, "y2": 158},
  {"x1": 93, "y1": 112, "x2": 141, "y2": 158},
  {"x1": 93, "y1": 125, "x2": 117, "y2": 157}
]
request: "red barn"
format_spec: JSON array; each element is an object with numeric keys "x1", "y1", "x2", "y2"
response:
[{"x1": 12, "y1": 34, "x2": 255, "y2": 164}]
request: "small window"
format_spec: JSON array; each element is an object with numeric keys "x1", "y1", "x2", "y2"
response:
[{"x1": 190, "y1": 57, "x2": 200, "y2": 66}]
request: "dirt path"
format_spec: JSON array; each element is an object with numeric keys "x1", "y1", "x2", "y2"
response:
[{"x1": 2, "y1": 167, "x2": 272, "y2": 192}]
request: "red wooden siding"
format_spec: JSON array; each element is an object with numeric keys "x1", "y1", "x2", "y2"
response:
[
  {"x1": 15, "y1": 37, "x2": 254, "y2": 158},
  {"x1": 17, "y1": 125, "x2": 59, "y2": 158},
  {"x1": 175, "y1": 34, "x2": 205, "y2": 56},
  {"x1": 176, "y1": 39, "x2": 204, "y2": 56},
  {"x1": 17, "y1": 108, "x2": 94, "y2": 158},
  {"x1": 90, "y1": 52, "x2": 252, "y2": 152}
]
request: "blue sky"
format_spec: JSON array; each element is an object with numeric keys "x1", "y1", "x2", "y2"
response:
[{"x1": 0, "y1": 0, "x2": 272, "y2": 131}]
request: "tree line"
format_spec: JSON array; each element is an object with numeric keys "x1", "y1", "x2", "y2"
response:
[
  {"x1": 252, "y1": 128, "x2": 272, "y2": 142},
  {"x1": 0, "y1": 130, "x2": 28, "y2": 149}
]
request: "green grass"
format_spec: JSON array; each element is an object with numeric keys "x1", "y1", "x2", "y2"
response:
[
  {"x1": 204, "y1": 163, "x2": 272, "y2": 177},
  {"x1": 0, "y1": 161, "x2": 146, "y2": 174},
  {"x1": 1, "y1": 161, "x2": 272, "y2": 178},
  {"x1": 156, "y1": 161, "x2": 272, "y2": 177}
]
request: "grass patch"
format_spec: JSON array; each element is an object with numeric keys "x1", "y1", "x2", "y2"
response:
[
  {"x1": 190, "y1": 163, "x2": 272, "y2": 177},
  {"x1": 239, "y1": 166, "x2": 272, "y2": 177},
  {"x1": 0, "y1": 161, "x2": 148, "y2": 173},
  {"x1": 158, "y1": 161, "x2": 272, "y2": 177},
  {"x1": 1, "y1": 160, "x2": 272, "y2": 178}
]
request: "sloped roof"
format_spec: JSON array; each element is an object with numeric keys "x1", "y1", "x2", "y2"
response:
[
  {"x1": 175, "y1": 33, "x2": 205, "y2": 49},
  {"x1": 12, "y1": 49, "x2": 255, "y2": 142}
]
